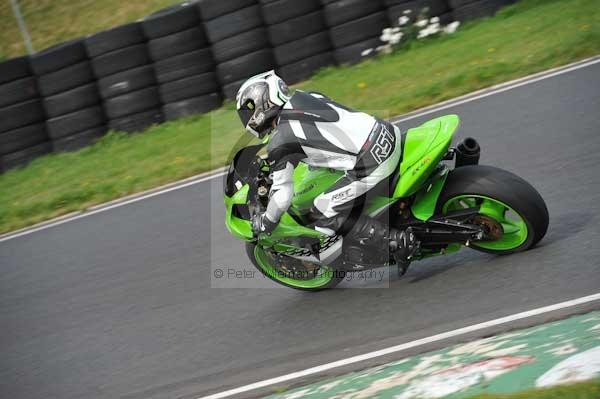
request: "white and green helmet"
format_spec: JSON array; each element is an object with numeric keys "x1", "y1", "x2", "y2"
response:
[{"x1": 236, "y1": 70, "x2": 291, "y2": 138}]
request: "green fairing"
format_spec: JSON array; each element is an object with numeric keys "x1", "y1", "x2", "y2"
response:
[
  {"x1": 365, "y1": 196, "x2": 396, "y2": 216},
  {"x1": 261, "y1": 213, "x2": 324, "y2": 244},
  {"x1": 411, "y1": 167, "x2": 449, "y2": 221},
  {"x1": 291, "y1": 163, "x2": 343, "y2": 212},
  {"x1": 393, "y1": 115, "x2": 459, "y2": 198},
  {"x1": 224, "y1": 184, "x2": 253, "y2": 240}
]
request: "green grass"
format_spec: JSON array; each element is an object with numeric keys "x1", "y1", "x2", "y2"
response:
[
  {"x1": 1, "y1": 0, "x2": 599, "y2": 234},
  {"x1": 0, "y1": 0, "x2": 179, "y2": 58},
  {"x1": 468, "y1": 379, "x2": 600, "y2": 399}
]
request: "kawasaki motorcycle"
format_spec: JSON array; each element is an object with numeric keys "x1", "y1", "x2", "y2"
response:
[{"x1": 224, "y1": 115, "x2": 549, "y2": 290}]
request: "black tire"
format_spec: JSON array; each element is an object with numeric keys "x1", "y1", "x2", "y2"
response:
[
  {"x1": 277, "y1": 52, "x2": 334, "y2": 84},
  {"x1": 85, "y1": 22, "x2": 145, "y2": 58},
  {"x1": 436, "y1": 165, "x2": 549, "y2": 254},
  {"x1": 103, "y1": 86, "x2": 161, "y2": 119},
  {"x1": 324, "y1": 0, "x2": 384, "y2": 27},
  {"x1": 0, "y1": 77, "x2": 38, "y2": 108},
  {"x1": 452, "y1": 0, "x2": 512, "y2": 22},
  {"x1": 245, "y1": 242, "x2": 344, "y2": 290},
  {"x1": 148, "y1": 27, "x2": 208, "y2": 61},
  {"x1": 30, "y1": 39, "x2": 87, "y2": 75},
  {"x1": 274, "y1": 31, "x2": 332, "y2": 66},
  {"x1": 159, "y1": 72, "x2": 219, "y2": 103},
  {"x1": 333, "y1": 36, "x2": 382, "y2": 65},
  {"x1": 0, "y1": 123, "x2": 48, "y2": 155},
  {"x1": 204, "y1": 5, "x2": 263, "y2": 43},
  {"x1": 51, "y1": 126, "x2": 106, "y2": 152},
  {"x1": 330, "y1": 11, "x2": 388, "y2": 48},
  {"x1": 221, "y1": 79, "x2": 247, "y2": 100},
  {"x1": 153, "y1": 48, "x2": 215, "y2": 84},
  {"x1": 46, "y1": 106, "x2": 105, "y2": 139},
  {"x1": 261, "y1": 0, "x2": 320, "y2": 25},
  {"x1": 0, "y1": 99, "x2": 45, "y2": 133},
  {"x1": 383, "y1": 0, "x2": 420, "y2": 5},
  {"x1": 91, "y1": 44, "x2": 150, "y2": 78},
  {"x1": 387, "y1": 0, "x2": 450, "y2": 24},
  {"x1": 439, "y1": 11, "x2": 455, "y2": 25},
  {"x1": 37, "y1": 61, "x2": 95, "y2": 97},
  {"x1": 108, "y1": 109, "x2": 164, "y2": 133},
  {"x1": 267, "y1": 11, "x2": 327, "y2": 46},
  {"x1": 163, "y1": 93, "x2": 223, "y2": 121},
  {"x1": 449, "y1": 0, "x2": 480, "y2": 8},
  {"x1": 98, "y1": 65, "x2": 157, "y2": 99},
  {"x1": 142, "y1": 3, "x2": 201, "y2": 39},
  {"x1": 198, "y1": 0, "x2": 256, "y2": 20},
  {"x1": 0, "y1": 56, "x2": 31, "y2": 84},
  {"x1": 216, "y1": 49, "x2": 275, "y2": 85},
  {"x1": 211, "y1": 28, "x2": 269, "y2": 64},
  {"x1": 43, "y1": 83, "x2": 100, "y2": 118},
  {"x1": 0, "y1": 142, "x2": 51, "y2": 172}
]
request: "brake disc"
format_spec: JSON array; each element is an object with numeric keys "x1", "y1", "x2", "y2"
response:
[{"x1": 473, "y1": 214, "x2": 503, "y2": 241}]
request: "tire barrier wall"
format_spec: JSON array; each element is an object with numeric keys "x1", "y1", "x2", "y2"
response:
[
  {"x1": 324, "y1": 0, "x2": 388, "y2": 65},
  {"x1": 0, "y1": 56, "x2": 51, "y2": 172},
  {"x1": 202, "y1": 0, "x2": 272, "y2": 100},
  {"x1": 0, "y1": 0, "x2": 516, "y2": 172},
  {"x1": 88, "y1": 22, "x2": 163, "y2": 133},
  {"x1": 265, "y1": 0, "x2": 333, "y2": 87}
]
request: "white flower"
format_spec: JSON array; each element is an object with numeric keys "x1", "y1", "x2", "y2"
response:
[
  {"x1": 361, "y1": 48, "x2": 374, "y2": 57},
  {"x1": 389, "y1": 32, "x2": 404, "y2": 45},
  {"x1": 429, "y1": 16, "x2": 440, "y2": 24},
  {"x1": 403, "y1": 9, "x2": 412, "y2": 14},
  {"x1": 380, "y1": 27, "x2": 393, "y2": 42},
  {"x1": 428, "y1": 22, "x2": 440, "y2": 33},
  {"x1": 398, "y1": 16, "x2": 410, "y2": 26},
  {"x1": 392, "y1": 27, "x2": 401, "y2": 33},
  {"x1": 418, "y1": 25, "x2": 437, "y2": 39},
  {"x1": 415, "y1": 19, "x2": 428, "y2": 28},
  {"x1": 443, "y1": 21, "x2": 461, "y2": 34}
]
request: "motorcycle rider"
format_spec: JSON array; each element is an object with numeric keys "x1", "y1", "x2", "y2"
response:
[{"x1": 236, "y1": 71, "x2": 417, "y2": 263}]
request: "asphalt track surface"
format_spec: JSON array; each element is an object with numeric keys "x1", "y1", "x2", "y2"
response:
[{"x1": 1, "y1": 62, "x2": 600, "y2": 399}]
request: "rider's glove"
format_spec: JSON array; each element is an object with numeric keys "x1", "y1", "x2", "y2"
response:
[{"x1": 252, "y1": 213, "x2": 278, "y2": 235}]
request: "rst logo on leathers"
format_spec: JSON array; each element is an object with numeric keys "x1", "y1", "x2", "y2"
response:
[{"x1": 370, "y1": 125, "x2": 395, "y2": 165}]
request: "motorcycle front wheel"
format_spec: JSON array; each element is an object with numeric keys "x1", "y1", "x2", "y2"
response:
[
  {"x1": 245, "y1": 243, "x2": 344, "y2": 291},
  {"x1": 437, "y1": 165, "x2": 549, "y2": 254}
]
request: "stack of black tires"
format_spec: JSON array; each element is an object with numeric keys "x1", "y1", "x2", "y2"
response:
[
  {"x1": 144, "y1": 3, "x2": 222, "y2": 121},
  {"x1": 322, "y1": 0, "x2": 388, "y2": 65},
  {"x1": 87, "y1": 22, "x2": 163, "y2": 132},
  {"x1": 32, "y1": 40, "x2": 105, "y2": 153},
  {"x1": 385, "y1": 0, "x2": 452, "y2": 26},
  {"x1": 200, "y1": 0, "x2": 273, "y2": 100},
  {"x1": 0, "y1": 57, "x2": 50, "y2": 171},
  {"x1": 262, "y1": 0, "x2": 333, "y2": 84},
  {"x1": 449, "y1": 0, "x2": 513, "y2": 22}
]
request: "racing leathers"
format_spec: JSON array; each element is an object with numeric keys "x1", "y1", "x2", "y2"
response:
[{"x1": 257, "y1": 90, "x2": 415, "y2": 259}]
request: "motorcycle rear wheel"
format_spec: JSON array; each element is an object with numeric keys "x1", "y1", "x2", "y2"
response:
[{"x1": 437, "y1": 165, "x2": 549, "y2": 254}]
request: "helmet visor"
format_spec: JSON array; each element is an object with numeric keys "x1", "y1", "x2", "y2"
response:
[{"x1": 237, "y1": 107, "x2": 253, "y2": 130}]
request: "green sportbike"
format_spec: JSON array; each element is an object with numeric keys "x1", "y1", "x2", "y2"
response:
[{"x1": 224, "y1": 115, "x2": 549, "y2": 290}]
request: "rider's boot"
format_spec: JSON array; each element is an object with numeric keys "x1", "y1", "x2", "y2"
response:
[{"x1": 349, "y1": 217, "x2": 418, "y2": 274}]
